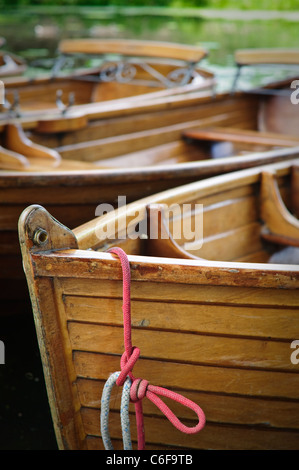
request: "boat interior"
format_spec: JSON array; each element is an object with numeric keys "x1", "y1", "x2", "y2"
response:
[
  {"x1": 74, "y1": 160, "x2": 299, "y2": 266},
  {"x1": 1, "y1": 89, "x2": 299, "y2": 173},
  {"x1": 0, "y1": 39, "x2": 213, "y2": 117},
  {"x1": 0, "y1": 47, "x2": 298, "y2": 173}
]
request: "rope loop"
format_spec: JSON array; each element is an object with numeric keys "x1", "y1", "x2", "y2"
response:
[
  {"x1": 146, "y1": 385, "x2": 206, "y2": 434},
  {"x1": 100, "y1": 371, "x2": 132, "y2": 450},
  {"x1": 130, "y1": 378, "x2": 149, "y2": 402}
]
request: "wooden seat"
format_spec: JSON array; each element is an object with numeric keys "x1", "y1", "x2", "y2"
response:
[
  {"x1": 56, "y1": 39, "x2": 208, "y2": 89},
  {"x1": 183, "y1": 127, "x2": 299, "y2": 148},
  {"x1": 58, "y1": 39, "x2": 207, "y2": 64},
  {"x1": 235, "y1": 48, "x2": 299, "y2": 66},
  {"x1": 232, "y1": 48, "x2": 299, "y2": 93}
]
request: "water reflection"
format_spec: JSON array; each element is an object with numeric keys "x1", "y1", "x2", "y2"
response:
[{"x1": 1, "y1": 7, "x2": 299, "y2": 91}]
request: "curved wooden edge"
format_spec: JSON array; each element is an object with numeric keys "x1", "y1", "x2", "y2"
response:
[
  {"x1": 58, "y1": 38, "x2": 207, "y2": 63},
  {"x1": 71, "y1": 159, "x2": 299, "y2": 251},
  {"x1": 145, "y1": 204, "x2": 200, "y2": 260},
  {"x1": 291, "y1": 165, "x2": 299, "y2": 218},
  {"x1": 18, "y1": 204, "x2": 78, "y2": 253},
  {"x1": 5, "y1": 123, "x2": 61, "y2": 166},
  {"x1": 235, "y1": 48, "x2": 299, "y2": 65},
  {"x1": 0, "y1": 88, "x2": 214, "y2": 134},
  {"x1": 0, "y1": 145, "x2": 29, "y2": 170},
  {"x1": 18, "y1": 205, "x2": 84, "y2": 450},
  {"x1": 260, "y1": 170, "x2": 299, "y2": 247}
]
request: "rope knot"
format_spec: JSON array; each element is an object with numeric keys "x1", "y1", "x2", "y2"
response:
[
  {"x1": 116, "y1": 347, "x2": 140, "y2": 387},
  {"x1": 130, "y1": 378, "x2": 149, "y2": 402},
  {"x1": 107, "y1": 246, "x2": 206, "y2": 450}
]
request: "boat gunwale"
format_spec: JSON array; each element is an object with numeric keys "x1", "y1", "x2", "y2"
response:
[
  {"x1": 0, "y1": 86, "x2": 216, "y2": 131},
  {"x1": 1, "y1": 144, "x2": 299, "y2": 186},
  {"x1": 30, "y1": 249, "x2": 299, "y2": 288},
  {"x1": 20, "y1": 158, "x2": 299, "y2": 283},
  {"x1": 69, "y1": 157, "x2": 299, "y2": 246}
]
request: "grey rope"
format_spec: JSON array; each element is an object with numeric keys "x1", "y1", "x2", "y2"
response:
[{"x1": 100, "y1": 371, "x2": 132, "y2": 450}]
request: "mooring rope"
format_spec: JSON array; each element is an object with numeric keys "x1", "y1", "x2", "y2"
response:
[
  {"x1": 101, "y1": 371, "x2": 132, "y2": 450},
  {"x1": 100, "y1": 247, "x2": 206, "y2": 450}
]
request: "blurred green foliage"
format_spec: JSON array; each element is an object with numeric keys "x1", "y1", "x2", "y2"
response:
[
  {"x1": 0, "y1": 0, "x2": 298, "y2": 8},
  {"x1": 207, "y1": 0, "x2": 299, "y2": 9},
  {"x1": 0, "y1": 0, "x2": 207, "y2": 5}
]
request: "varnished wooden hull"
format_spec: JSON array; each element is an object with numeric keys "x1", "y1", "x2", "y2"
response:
[
  {"x1": 2, "y1": 89, "x2": 299, "y2": 315},
  {"x1": 19, "y1": 159, "x2": 299, "y2": 450}
]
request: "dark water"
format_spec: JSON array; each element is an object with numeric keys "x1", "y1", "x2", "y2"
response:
[
  {"x1": 1, "y1": 6, "x2": 299, "y2": 451},
  {"x1": 0, "y1": 309, "x2": 57, "y2": 450}
]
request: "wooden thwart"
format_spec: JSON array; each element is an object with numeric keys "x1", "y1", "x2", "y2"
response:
[
  {"x1": 183, "y1": 126, "x2": 299, "y2": 148},
  {"x1": 235, "y1": 48, "x2": 299, "y2": 65},
  {"x1": 58, "y1": 38, "x2": 207, "y2": 64}
]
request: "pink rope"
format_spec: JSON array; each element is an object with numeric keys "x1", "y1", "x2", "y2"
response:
[{"x1": 108, "y1": 247, "x2": 206, "y2": 450}]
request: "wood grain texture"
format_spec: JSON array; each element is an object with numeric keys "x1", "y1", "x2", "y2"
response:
[
  {"x1": 58, "y1": 38, "x2": 208, "y2": 62},
  {"x1": 18, "y1": 183, "x2": 299, "y2": 449},
  {"x1": 3, "y1": 90, "x2": 299, "y2": 318},
  {"x1": 235, "y1": 48, "x2": 299, "y2": 65}
]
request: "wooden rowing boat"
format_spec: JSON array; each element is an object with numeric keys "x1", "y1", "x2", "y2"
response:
[
  {"x1": 3, "y1": 46, "x2": 294, "y2": 140},
  {"x1": 0, "y1": 39, "x2": 214, "y2": 121},
  {"x1": 2, "y1": 71, "x2": 299, "y2": 316},
  {"x1": 11, "y1": 45, "x2": 299, "y2": 156},
  {"x1": 18, "y1": 158, "x2": 299, "y2": 450},
  {"x1": 2, "y1": 47, "x2": 299, "y2": 316},
  {"x1": 3, "y1": 79, "x2": 299, "y2": 172}
]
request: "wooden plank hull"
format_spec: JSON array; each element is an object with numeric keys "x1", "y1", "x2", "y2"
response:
[
  {"x1": 18, "y1": 159, "x2": 299, "y2": 450},
  {"x1": 2, "y1": 87, "x2": 299, "y2": 315}
]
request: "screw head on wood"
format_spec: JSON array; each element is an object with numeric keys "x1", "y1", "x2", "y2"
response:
[{"x1": 33, "y1": 228, "x2": 48, "y2": 246}]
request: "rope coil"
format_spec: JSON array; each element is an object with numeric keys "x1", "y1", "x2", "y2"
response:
[{"x1": 100, "y1": 247, "x2": 206, "y2": 450}]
